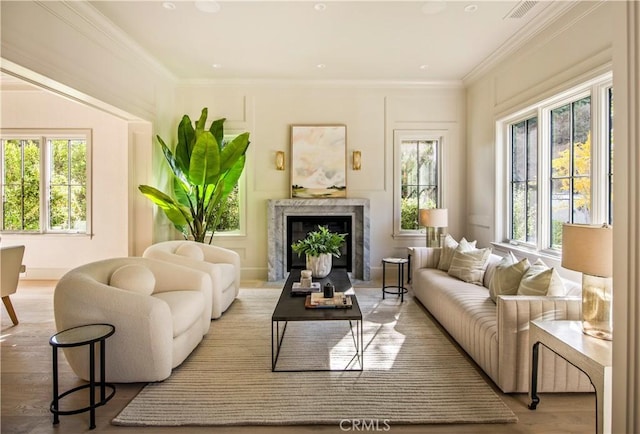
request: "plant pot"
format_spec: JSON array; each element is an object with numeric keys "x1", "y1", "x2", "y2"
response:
[{"x1": 306, "y1": 253, "x2": 332, "y2": 278}]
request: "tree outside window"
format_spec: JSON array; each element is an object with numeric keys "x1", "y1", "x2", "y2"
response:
[{"x1": 400, "y1": 139, "x2": 438, "y2": 230}]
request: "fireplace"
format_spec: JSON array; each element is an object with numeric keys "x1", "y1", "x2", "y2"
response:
[
  {"x1": 267, "y1": 198, "x2": 370, "y2": 281},
  {"x1": 287, "y1": 215, "x2": 352, "y2": 271}
]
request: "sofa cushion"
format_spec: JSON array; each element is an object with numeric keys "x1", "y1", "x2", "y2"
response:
[
  {"x1": 448, "y1": 247, "x2": 492, "y2": 285},
  {"x1": 109, "y1": 264, "x2": 155, "y2": 296},
  {"x1": 437, "y1": 235, "x2": 476, "y2": 271},
  {"x1": 489, "y1": 252, "x2": 530, "y2": 303},
  {"x1": 153, "y1": 290, "x2": 205, "y2": 337},
  {"x1": 175, "y1": 243, "x2": 205, "y2": 261},
  {"x1": 517, "y1": 258, "x2": 566, "y2": 296}
]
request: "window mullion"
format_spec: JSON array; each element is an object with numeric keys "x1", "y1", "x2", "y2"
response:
[
  {"x1": 42, "y1": 137, "x2": 49, "y2": 233},
  {"x1": 537, "y1": 107, "x2": 551, "y2": 251},
  {"x1": 590, "y1": 83, "x2": 607, "y2": 225}
]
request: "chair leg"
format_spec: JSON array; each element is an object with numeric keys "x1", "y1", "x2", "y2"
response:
[{"x1": 2, "y1": 296, "x2": 19, "y2": 325}]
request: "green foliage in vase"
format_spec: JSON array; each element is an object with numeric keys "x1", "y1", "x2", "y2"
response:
[
  {"x1": 138, "y1": 108, "x2": 250, "y2": 243},
  {"x1": 291, "y1": 225, "x2": 347, "y2": 258}
]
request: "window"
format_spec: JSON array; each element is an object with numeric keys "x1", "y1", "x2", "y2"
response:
[
  {"x1": 1, "y1": 131, "x2": 91, "y2": 234},
  {"x1": 394, "y1": 130, "x2": 442, "y2": 236},
  {"x1": 500, "y1": 73, "x2": 612, "y2": 252}
]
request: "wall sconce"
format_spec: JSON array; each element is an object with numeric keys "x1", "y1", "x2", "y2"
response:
[
  {"x1": 275, "y1": 151, "x2": 285, "y2": 171},
  {"x1": 352, "y1": 151, "x2": 362, "y2": 170}
]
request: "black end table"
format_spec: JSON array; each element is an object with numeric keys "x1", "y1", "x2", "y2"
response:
[
  {"x1": 50, "y1": 323, "x2": 116, "y2": 430},
  {"x1": 382, "y1": 257, "x2": 409, "y2": 302}
]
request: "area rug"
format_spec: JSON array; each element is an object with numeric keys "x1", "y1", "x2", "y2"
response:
[{"x1": 112, "y1": 288, "x2": 517, "y2": 426}]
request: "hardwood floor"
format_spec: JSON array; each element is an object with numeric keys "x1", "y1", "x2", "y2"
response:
[{"x1": 1, "y1": 281, "x2": 596, "y2": 434}]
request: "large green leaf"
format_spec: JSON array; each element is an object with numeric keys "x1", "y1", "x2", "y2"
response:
[
  {"x1": 209, "y1": 118, "x2": 226, "y2": 148},
  {"x1": 175, "y1": 115, "x2": 194, "y2": 174},
  {"x1": 159, "y1": 137, "x2": 189, "y2": 188},
  {"x1": 220, "y1": 155, "x2": 246, "y2": 197},
  {"x1": 220, "y1": 132, "x2": 250, "y2": 172},
  {"x1": 188, "y1": 132, "x2": 220, "y2": 186},
  {"x1": 138, "y1": 185, "x2": 191, "y2": 228},
  {"x1": 194, "y1": 108, "x2": 208, "y2": 139}
]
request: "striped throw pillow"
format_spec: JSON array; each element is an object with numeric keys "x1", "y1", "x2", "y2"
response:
[
  {"x1": 447, "y1": 247, "x2": 492, "y2": 285},
  {"x1": 517, "y1": 258, "x2": 566, "y2": 296},
  {"x1": 489, "y1": 252, "x2": 530, "y2": 303}
]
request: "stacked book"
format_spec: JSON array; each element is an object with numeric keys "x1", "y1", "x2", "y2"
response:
[
  {"x1": 291, "y1": 282, "x2": 321, "y2": 296},
  {"x1": 305, "y1": 292, "x2": 353, "y2": 309}
]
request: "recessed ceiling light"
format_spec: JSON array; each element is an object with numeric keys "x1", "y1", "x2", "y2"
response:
[
  {"x1": 195, "y1": 0, "x2": 221, "y2": 13},
  {"x1": 316, "y1": 64, "x2": 326, "y2": 69},
  {"x1": 421, "y1": 1, "x2": 446, "y2": 15},
  {"x1": 464, "y1": 4, "x2": 478, "y2": 13},
  {"x1": 162, "y1": 2, "x2": 176, "y2": 10},
  {"x1": 314, "y1": 3, "x2": 326, "y2": 11},
  {"x1": 212, "y1": 63, "x2": 222, "y2": 69},
  {"x1": 419, "y1": 64, "x2": 430, "y2": 70}
]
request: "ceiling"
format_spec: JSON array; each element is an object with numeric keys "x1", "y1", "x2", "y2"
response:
[{"x1": 84, "y1": 0, "x2": 573, "y2": 83}]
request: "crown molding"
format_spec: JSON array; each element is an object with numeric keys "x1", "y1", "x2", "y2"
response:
[
  {"x1": 178, "y1": 78, "x2": 465, "y2": 90},
  {"x1": 463, "y1": 0, "x2": 603, "y2": 86}
]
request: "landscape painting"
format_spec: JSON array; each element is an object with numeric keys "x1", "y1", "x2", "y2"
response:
[{"x1": 291, "y1": 125, "x2": 347, "y2": 198}]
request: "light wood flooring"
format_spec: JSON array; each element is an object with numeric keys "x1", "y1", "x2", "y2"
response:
[{"x1": 1, "y1": 281, "x2": 596, "y2": 434}]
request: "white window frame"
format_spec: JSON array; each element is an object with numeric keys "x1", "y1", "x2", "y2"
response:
[
  {"x1": 393, "y1": 129, "x2": 445, "y2": 238},
  {"x1": 0, "y1": 129, "x2": 92, "y2": 235},
  {"x1": 496, "y1": 72, "x2": 612, "y2": 254}
]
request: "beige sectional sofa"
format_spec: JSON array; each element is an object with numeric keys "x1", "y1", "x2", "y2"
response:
[{"x1": 409, "y1": 246, "x2": 594, "y2": 393}]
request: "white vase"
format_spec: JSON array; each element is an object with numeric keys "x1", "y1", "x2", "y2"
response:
[{"x1": 306, "y1": 253, "x2": 332, "y2": 278}]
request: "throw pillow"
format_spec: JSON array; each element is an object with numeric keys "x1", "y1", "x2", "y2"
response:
[
  {"x1": 447, "y1": 247, "x2": 492, "y2": 285},
  {"x1": 517, "y1": 258, "x2": 566, "y2": 296},
  {"x1": 489, "y1": 252, "x2": 530, "y2": 303},
  {"x1": 175, "y1": 243, "x2": 205, "y2": 261},
  {"x1": 437, "y1": 235, "x2": 477, "y2": 271},
  {"x1": 110, "y1": 264, "x2": 156, "y2": 296}
]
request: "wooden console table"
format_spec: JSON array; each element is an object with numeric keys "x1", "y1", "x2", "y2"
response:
[{"x1": 528, "y1": 320, "x2": 612, "y2": 434}]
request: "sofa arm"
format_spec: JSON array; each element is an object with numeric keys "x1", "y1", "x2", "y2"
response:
[
  {"x1": 497, "y1": 295, "x2": 592, "y2": 393},
  {"x1": 408, "y1": 247, "x2": 441, "y2": 285}
]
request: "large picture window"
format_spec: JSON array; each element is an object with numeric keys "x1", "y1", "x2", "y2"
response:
[
  {"x1": 1, "y1": 130, "x2": 91, "y2": 234},
  {"x1": 500, "y1": 73, "x2": 612, "y2": 252}
]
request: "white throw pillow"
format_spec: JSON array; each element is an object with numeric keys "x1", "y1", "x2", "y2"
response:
[
  {"x1": 175, "y1": 243, "x2": 205, "y2": 261},
  {"x1": 517, "y1": 258, "x2": 566, "y2": 296},
  {"x1": 489, "y1": 252, "x2": 530, "y2": 303},
  {"x1": 447, "y1": 247, "x2": 492, "y2": 285},
  {"x1": 437, "y1": 235, "x2": 477, "y2": 271},
  {"x1": 110, "y1": 264, "x2": 156, "y2": 296}
]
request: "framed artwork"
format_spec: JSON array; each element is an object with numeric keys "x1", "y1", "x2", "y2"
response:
[{"x1": 290, "y1": 125, "x2": 347, "y2": 198}]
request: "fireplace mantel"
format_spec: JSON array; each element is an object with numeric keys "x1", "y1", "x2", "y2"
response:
[{"x1": 267, "y1": 198, "x2": 370, "y2": 281}]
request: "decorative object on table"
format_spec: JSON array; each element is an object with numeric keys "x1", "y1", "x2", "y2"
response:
[
  {"x1": 419, "y1": 208, "x2": 448, "y2": 247},
  {"x1": 323, "y1": 281, "x2": 335, "y2": 298},
  {"x1": 290, "y1": 125, "x2": 346, "y2": 198},
  {"x1": 138, "y1": 107, "x2": 250, "y2": 243},
  {"x1": 561, "y1": 223, "x2": 613, "y2": 340},
  {"x1": 305, "y1": 292, "x2": 352, "y2": 309},
  {"x1": 291, "y1": 225, "x2": 347, "y2": 278},
  {"x1": 300, "y1": 269, "x2": 312, "y2": 288}
]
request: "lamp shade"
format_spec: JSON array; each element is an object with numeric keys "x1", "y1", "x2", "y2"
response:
[
  {"x1": 561, "y1": 223, "x2": 612, "y2": 277},
  {"x1": 419, "y1": 208, "x2": 448, "y2": 228}
]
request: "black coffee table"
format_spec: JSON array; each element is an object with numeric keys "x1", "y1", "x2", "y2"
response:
[{"x1": 271, "y1": 268, "x2": 363, "y2": 372}]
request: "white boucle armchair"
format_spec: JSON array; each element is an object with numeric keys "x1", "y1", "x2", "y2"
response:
[
  {"x1": 53, "y1": 257, "x2": 212, "y2": 383},
  {"x1": 143, "y1": 241, "x2": 240, "y2": 319}
]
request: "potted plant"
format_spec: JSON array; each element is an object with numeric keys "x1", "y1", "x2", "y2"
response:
[
  {"x1": 138, "y1": 108, "x2": 250, "y2": 243},
  {"x1": 291, "y1": 225, "x2": 347, "y2": 278}
]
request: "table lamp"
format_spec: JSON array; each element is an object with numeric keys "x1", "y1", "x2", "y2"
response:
[
  {"x1": 561, "y1": 223, "x2": 613, "y2": 340},
  {"x1": 419, "y1": 208, "x2": 448, "y2": 247}
]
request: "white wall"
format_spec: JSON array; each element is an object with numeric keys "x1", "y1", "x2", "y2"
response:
[
  {"x1": 177, "y1": 82, "x2": 466, "y2": 280},
  {"x1": 1, "y1": 89, "x2": 131, "y2": 278}
]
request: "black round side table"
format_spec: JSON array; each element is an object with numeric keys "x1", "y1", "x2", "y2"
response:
[
  {"x1": 382, "y1": 257, "x2": 409, "y2": 302},
  {"x1": 50, "y1": 323, "x2": 116, "y2": 430}
]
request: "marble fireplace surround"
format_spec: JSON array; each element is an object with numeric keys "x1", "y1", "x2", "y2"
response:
[{"x1": 267, "y1": 198, "x2": 370, "y2": 281}]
